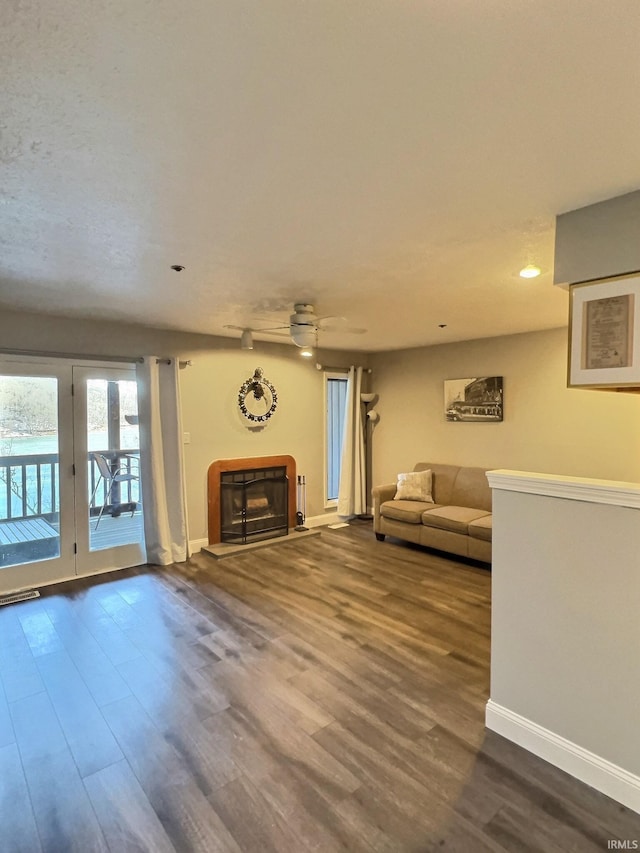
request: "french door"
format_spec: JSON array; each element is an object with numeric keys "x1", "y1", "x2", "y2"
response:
[
  {"x1": 73, "y1": 366, "x2": 145, "y2": 575},
  {"x1": 0, "y1": 359, "x2": 145, "y2": 595}
]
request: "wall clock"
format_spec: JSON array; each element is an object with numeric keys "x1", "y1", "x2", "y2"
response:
[{"x1": 238, "y1": 368, "x2": 278, "y2": 423}]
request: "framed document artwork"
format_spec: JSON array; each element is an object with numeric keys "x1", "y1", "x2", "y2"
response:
[{"x1": 569, "y1": 275, "x2": 640, "y2": 388}]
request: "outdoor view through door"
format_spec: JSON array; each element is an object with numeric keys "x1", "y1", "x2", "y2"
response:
[
  {"x1": 0, "y1": 374, "x2": 61, "y2": 568},
  {"x1": 86, "y1": 378, "x2": 142, "y2": 553},
  {"x1": 0, "y1": 361, "x2": 146, "y2": 595}
]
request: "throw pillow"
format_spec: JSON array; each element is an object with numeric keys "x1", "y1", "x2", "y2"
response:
[{"x1": 393, "y1": 470, "x2": 434, "y2": 502}]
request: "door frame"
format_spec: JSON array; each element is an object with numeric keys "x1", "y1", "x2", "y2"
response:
[
  {"x1": 0, "y1": 358, "x2": 75, "y2": 593},
  {"x1": 0, "y1": 355, "x2": 146, "y2": 595}
]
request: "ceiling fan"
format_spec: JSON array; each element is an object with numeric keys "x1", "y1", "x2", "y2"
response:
[{"x1": 225, "y1": 303, "x2": 367, "y2": 349}]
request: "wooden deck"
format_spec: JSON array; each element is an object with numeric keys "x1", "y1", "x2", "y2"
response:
[
  {"x1": 0, "y1": 512, "x2": 144, "y2": 567},
  {"x1": 0, "y1": 518, "x2": 59, "y2": 566},
  {"x1": 90, "y1": 512, "x2": 144, "y2": 552},
  {"x1": 0, "y1": 517, "x2": 58, "y2": 547}
]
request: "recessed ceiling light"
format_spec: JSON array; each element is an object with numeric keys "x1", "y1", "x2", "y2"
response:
[{"x1": 519, "y1": 264, "x2": 541, "y2": 279}]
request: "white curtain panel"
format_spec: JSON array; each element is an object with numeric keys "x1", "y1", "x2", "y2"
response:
[
  {"x1": 337, "y1": 365, "x2": 367, "y2": 517},
  {"x1": 136, "y1": 357, "x2": 189, "y2": 565}
]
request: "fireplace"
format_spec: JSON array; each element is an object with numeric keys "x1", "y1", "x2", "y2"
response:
[
  {"x1": 207, "y1": 455, "x2": 297, "y2": 545},
  {"x1": 220, "y1": 466, "x2": 288, "y2": 544}
]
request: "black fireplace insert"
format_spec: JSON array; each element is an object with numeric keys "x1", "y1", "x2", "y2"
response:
[{"x1": 220, "y1": 466, "x2": 289, "y2": 544}]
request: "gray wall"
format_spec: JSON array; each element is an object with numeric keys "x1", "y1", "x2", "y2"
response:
[
  {"x1": 490, "y1": 486, "x2": 640, "y2": 776},
  {"x1": 554, "y1": 189, "x2": 640, "y2": 286}
]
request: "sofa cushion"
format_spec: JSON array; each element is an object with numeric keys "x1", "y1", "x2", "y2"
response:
[
  {"x1": 381, "y1": 500, "x2": 441, "y2": 524},
  {"x1": 394, "y1": 469, "x2": 434, "y2": 502},
  {"x1": 414, "y1": 463, "x2": 459, "y2": 505},
  {"x1": 450, "y1": 467, "x2": 492, "y2": 512},
  {"x1": 468, "y1": 514, "x2": 492, "y2": 542},
  {"x1": 421, "y1": 505, "x2": 491, "y2": 535}
]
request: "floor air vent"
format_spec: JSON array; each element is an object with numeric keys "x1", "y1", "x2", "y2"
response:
[{"x1": 0, "y1": 589, "x2": 40, "y2": 607}]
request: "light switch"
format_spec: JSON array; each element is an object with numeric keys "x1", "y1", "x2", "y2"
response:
[{"x1": 183, "y1": 432, "x2": 191, "y2": 444}]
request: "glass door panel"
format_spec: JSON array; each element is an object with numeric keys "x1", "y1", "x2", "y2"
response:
[
  {"x1": 86, "y1": 377, "x2": 142, "y2": 552},
  {"x1": 74, "y1": 367, "x2": 145, "y2": 573},
  {"x1": 0, "y1": 363, "x2": 75, "y2": 593}
]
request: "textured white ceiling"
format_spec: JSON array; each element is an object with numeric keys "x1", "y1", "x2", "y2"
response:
[{"x1": 2, "y1": 1, "x2": 640, "y2": 351}]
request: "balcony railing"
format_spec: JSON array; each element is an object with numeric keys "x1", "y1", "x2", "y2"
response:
[{"x1": 0, "y1": 449, "x2": 140, "y2": 522}]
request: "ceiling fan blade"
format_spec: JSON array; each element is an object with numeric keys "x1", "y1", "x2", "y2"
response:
[
  {"x1": 253, "y1": 324, "x2": 290, "y2": 333},
  {"x1": 223, "y1": 322, "x2": 291, "y2": 333},
  {"x1": 320, "y1": 325, "x2": 367, "y2": 334},
  {"x1": 258, "y1": 329, "x2": 290, "y2": 338},
  {"x1": 317, "y1": 314, "x2": 346, "y2": 324}
]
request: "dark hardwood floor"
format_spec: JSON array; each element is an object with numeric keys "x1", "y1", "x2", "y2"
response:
[{"x1": 0, "y1": 521, "x2": 638, "y2": 852}]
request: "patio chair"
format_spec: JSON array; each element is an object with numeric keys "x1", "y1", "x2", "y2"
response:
[{"x1": 90, "y1": 453, "x2": 140, "y2": 529}]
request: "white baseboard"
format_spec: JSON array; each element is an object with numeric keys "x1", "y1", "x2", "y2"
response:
[
  {"x1": 305, "y1": 512, "x2": 340, "y2": 528},
  {"x1": 486, "y1": 700, "x2": 640, "y2": 814},
  {"x1": 189, "y1": 537, "x2": 209, "y2": 553}
]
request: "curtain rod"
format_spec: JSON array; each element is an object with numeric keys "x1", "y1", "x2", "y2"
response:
[
  {"x1": 315, "y1": 363, "x2": 372, "y2": 373},
  {"x1": 0, "y1": 348, "x2": 144, "y2": 364},
  {"x1": 155, "y1": 359, "x2": 192, "y2": 367},
  {"x1": 0, "y1": 349, "x2": 192, "y2": 368}
]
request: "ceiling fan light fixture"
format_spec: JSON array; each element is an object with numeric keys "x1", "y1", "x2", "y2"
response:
[
  {"x1": 290, "y1": 325, "x2": 317, "y2": 348},
  {"x1": 300, "y1": 346, "x2": 314, "y2": 358},
  {"x1": 240, "y1": 329, "x2": 254, "y2": 350}
]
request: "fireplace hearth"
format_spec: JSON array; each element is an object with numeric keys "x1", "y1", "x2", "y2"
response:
[{"x1": 220, "y1": 466, "x2": 288, "y2": 544}]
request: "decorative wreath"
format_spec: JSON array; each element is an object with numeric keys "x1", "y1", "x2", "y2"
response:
[{"x1": 238, "y1": 367, "x2": 278, "y2": 423}]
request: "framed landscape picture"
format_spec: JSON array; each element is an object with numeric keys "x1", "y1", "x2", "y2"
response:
[
  {"x1": 569, "y1": 274, "x2": 640, "y2": 388},
  {"x1": 444, "y1": 377, "x2": 503, "y2": 422}
]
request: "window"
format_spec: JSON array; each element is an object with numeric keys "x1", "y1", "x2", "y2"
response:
[{"x1": 324, "y1": 373, "x2": 348, "y2": 504}]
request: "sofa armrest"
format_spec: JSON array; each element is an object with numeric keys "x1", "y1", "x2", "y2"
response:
[
  {"x1": 372, "y1": 484, "x2": 396, "y2": 528},
  {"x1": 373, "y1": 483, "x2": 396, "y2": 504}
]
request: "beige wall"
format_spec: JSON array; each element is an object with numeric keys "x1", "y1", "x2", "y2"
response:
[
  {"x1": 0, "y1": 309, "x2": 363, "y2": 542},
  {"x1": 4, "y1": 308, "x2": 640, "y2": 542},
  {"x1": 369, "y1": 326, "x2": 640, "y2": 487},
  {"x1": 178, "y1": 347, "x2": 352, "y2": 541}
]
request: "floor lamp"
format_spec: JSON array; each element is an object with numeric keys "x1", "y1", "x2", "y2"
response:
[{"x1": 360, "y1": 392, "x2": 379, "y2": 520}]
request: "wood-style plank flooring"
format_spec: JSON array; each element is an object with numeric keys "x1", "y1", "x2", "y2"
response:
[{"x1": 0, "y1": 521, "x2": 638, "y2": 852}]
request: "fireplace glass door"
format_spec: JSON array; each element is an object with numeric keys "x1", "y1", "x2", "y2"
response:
[{"x1": 220, "y1": 466, "x2": 288, "y2": 544}]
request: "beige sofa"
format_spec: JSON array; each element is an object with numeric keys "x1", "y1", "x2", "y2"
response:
[{"x1": 373, "y1": 462, "x2": 492, "y2": 563}]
